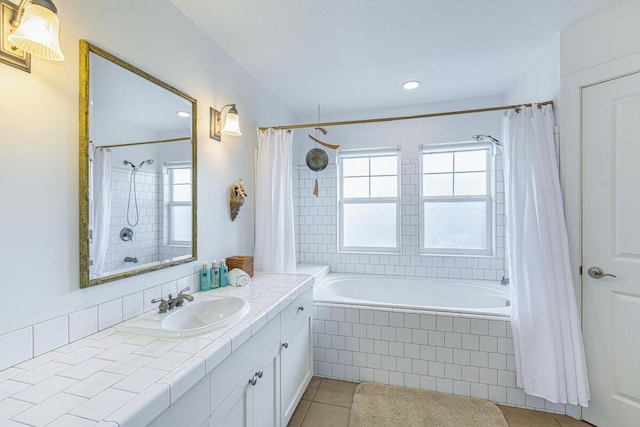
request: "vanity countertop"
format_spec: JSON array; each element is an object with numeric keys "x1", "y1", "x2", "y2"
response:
[{"x1": 0, "y1": 266, "x2": 328, "y2": 427}]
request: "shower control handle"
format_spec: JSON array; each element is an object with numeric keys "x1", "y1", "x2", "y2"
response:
[{"x1": 587, "y1": 266, "x2": 616, "y2": 279}]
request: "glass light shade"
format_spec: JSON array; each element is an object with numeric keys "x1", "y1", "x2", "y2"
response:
[
  {"x1": 8, "y1": 3, "x2": 64, "y2": 61},
  {"x1": 222, "y1": 111, "x2": 241, "y2": 136}
]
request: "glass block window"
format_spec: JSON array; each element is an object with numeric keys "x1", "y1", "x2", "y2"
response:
[
  {"x1": 338, "y1": 147, "x2": 400, "y2": 252},
  {"x1": 420, "y1": 142, "x2": 493, "y2": 255}
]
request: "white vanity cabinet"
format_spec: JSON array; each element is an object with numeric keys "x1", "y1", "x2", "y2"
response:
[
  {"x1": 152, "y1": 284, "x2": 314, "y2": 427},
  {"x1": 211, "y1": 342, "x2": 280, "y2": 427},
  {"x1": 280, "y1": 289, "x2": 313, "y2": 426}
]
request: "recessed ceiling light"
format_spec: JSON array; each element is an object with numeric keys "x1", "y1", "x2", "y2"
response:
[
  {"x1": 402, "y1": 80, "x2": 421, "y2": 90},
  {"x1": 177, "y1": 111, "x2": 191, "y2": 118}
]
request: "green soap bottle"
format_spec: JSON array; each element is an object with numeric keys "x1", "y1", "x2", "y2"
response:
[
  {"x1": 219, "y1": 259, "x2": 229, "y2": 287},
  {"x1": 200, "y1": 263, "x2": 211, "y2": 291}
]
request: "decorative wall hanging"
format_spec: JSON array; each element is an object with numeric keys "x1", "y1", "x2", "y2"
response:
[
  {"x1": 306, "y1": 106, "x2": 340, "y2": 197},
  {"x1": 230, "y1": 178, "x2": 247, "y2": 221}
]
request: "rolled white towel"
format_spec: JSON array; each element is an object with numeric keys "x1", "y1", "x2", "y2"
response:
[{"x1": 228, "y1": 268, "x2": 251, "y2": 287}]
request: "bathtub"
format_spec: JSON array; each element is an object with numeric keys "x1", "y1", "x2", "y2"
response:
[
  {"x1": 311, "y1": 273, "x2": 541, "y2": 412},
  {"x1": 314, "y1": 273, "x2": 511, "y2": 317}
]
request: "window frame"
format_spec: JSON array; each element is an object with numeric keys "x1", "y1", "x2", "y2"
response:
[
  {"x1": 165, "y1": 161, "x2": 192, "y2": 246},
  {"x1": 419, "y1": 141, "x2": 495, "y2": 257},
  {"x1": 338, "y1": 147, "x2": 401, "y2": 253}
]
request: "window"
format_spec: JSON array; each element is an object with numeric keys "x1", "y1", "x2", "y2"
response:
[
  {"x1": 420, "y1": 142, "x2": 493, "y2": 256},
  {"x1": 338, "y1": 147, "x2": 400, "y2": 252},
  {"x1": 165, "y1": 162, "x2": 192, "y2": 245}
]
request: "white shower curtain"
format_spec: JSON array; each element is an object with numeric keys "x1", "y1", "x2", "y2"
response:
[
  {"x1": 254, "y1": 129, "x2": 297, "y2": 273},
  {"x1": 502, "y1": 104, "x2": 590, "y2": 406},
  {"x1": 91, "y1": 147, "x2": 112, "y2": 277}
]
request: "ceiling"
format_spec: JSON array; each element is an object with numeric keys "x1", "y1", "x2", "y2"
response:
[{"x1": 171, "y1": 0, "x2": 627, "y2": 116}]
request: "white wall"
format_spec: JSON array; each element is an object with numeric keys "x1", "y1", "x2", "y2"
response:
[
  {"x1": 561, "y1": 0, "x2": 640, "y2": 77},
  {"x1": 0, "y1": 0, "x2": 294, "y2": 336},
  {"x1": 505, "y1": 34, "x2": 561, "y2": 107}
]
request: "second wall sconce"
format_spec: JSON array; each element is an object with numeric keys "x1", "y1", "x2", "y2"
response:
[
  {"x1": 0, "y1": 0, "x2": 64, "y2": 72},
  {"x1": 210, "y1": 103, "x2": 242, "y2": 141}
]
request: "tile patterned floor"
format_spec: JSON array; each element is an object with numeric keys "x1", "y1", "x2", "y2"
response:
[{"x1": 288, "y1": 377, "x2": 595, "y2": 427}]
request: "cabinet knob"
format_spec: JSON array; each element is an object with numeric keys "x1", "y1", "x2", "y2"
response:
[
  {"x1": 256, "y1": 370, "x2": 263, "y2": 379},
  {"x1": 297, "y1": 305, "x2": 304, "y2": 312},
  {"x1": 282, "y1": 342, "x2": 289, "y2": 349},
  {"x1": 249, "y1": 375, "x2": 258, "y2": 386}
]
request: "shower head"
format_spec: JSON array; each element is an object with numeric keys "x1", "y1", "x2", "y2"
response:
[
  {"x1": 472, "y1": 135, "x2": 501, "y2": 147},
  {"x1": 123, "y1": 160, "x2": 136, "y2": 168},
  {"x1": 136, "y1": 159, "x2": 154, "y2": 169}
]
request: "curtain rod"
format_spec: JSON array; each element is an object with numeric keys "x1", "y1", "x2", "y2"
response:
[
  {"x1": 92, "y1": 136, "x2": 191, "y2": 149},
  {"x1": 258, "y1": 100, "x2": 553, "y2": 131}
]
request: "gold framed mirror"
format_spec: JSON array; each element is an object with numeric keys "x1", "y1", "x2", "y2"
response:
[{"x1": 79, "y1": 40, "x2": 197, "y2": 288}]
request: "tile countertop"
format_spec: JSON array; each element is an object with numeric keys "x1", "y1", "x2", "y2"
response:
[{"x1": 0, "y1": 266, "x2": 329, "y2": 427}]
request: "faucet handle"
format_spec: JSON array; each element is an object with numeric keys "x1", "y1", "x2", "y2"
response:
[
  {"x1": 151, "y1": 298, "x2": 168, "y2": 314},
  {"x1": 179, "y1": 286, "x2": 191, "y2": 295}
]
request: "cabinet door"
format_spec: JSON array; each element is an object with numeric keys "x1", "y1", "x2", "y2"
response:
[
  {"x1": 211, "y1": 369, "x2": 254, "y2": 427},
  {"x1": 281, "y1": 315, "x2": 312, "y2": 425},
  {"x1": 253, "y1": 343, "x2": 280, "y2": 427}
]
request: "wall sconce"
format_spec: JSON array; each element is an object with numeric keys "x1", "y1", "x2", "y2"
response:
[
  {"x1": 210, "y1": 104, "x2": 242, "y2": 141},
  {"x1": 0, "y1": 0, "x2": 64, "y2": 72}
]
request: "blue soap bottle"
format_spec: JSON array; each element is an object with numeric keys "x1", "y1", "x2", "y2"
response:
[
  {"x1": 219, "y1": 259, "x2": 228, "y2": 287},
  {"x1": 211, "y1": 260, "x2": 220, "y2": 289},
  {"x1": 200, "y1": 263, "x2": 211, "y2": 291}
]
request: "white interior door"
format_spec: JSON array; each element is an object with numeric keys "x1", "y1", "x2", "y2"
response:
[{"x1": 582, "y1": 70, "x2": 640, "y2": 427}]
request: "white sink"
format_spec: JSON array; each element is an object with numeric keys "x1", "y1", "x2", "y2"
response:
[
  {"x1": 162, "y1": 297, "x2": 248, "y2": 332},
  {"x1": 117, "y1": 296, "x2": 250, "y2": 337}
]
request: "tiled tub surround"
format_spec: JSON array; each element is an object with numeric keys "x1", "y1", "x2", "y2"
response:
[
  {"x1": 0, "y1": 271, "x2": 321, "y2": 426},
  {"x1": 312, "y1": 302, "x2": 576, "y2": 417},
  {"x1": 294, "y1": 157, "x2": 507, "y2": 281}
]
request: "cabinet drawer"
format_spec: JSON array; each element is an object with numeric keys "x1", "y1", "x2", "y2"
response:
[{"x1": 280, "y1": 289, "x2": 312, "y2": 335}]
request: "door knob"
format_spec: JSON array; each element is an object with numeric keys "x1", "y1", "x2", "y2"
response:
[{"x1": 587, "y1": 266, "x2": 616, "y2": 279}]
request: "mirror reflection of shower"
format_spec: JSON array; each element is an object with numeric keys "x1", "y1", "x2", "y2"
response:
[{"x1": 123, "y1": 159, "x2": 154, "y2": 227}]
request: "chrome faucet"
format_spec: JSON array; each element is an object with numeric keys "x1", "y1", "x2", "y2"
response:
[
  {"x1": 501, "y1": 276, "x2": 509, "y2": 286},
  {"x1": 150, "y1": 297, "x2": 169, "y2": 314},
  {"x1": 150, "y1": 287, "x2": 193, "y2": 313},
  {"x1": 167, "y1": 286, "x2": 194, "y2": 310}
]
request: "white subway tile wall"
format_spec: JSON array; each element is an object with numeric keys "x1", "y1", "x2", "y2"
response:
[
  {"x1": 33, "y1": 316, "x2": 69, "y2": 357},
  {"x1": 104, "y1": 168, "x2": 162, "y2": 274},
  {"x1": 312, "y1": 303, "x2": 566, "y2": 414},
  {"x1": 294, "y1": 157, "x2": 508, "y2": 280},
  {"x1": 101, "y1": 168, "x2": 190, "y2": 276},
  {"x1": 0, "y1": 274, "x2": 196, "y2": 373}
]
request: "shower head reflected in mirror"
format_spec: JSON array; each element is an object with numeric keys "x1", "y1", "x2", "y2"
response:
[
  {"x1": 122, "y1": 159, "x2": 155, "y2": 227},
  {"x1": 123, "y1": 159, "x2": 154, "y2": 171},
  {"x1": 472, "y1": 135, "x2": 501, "y2": 148}
]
